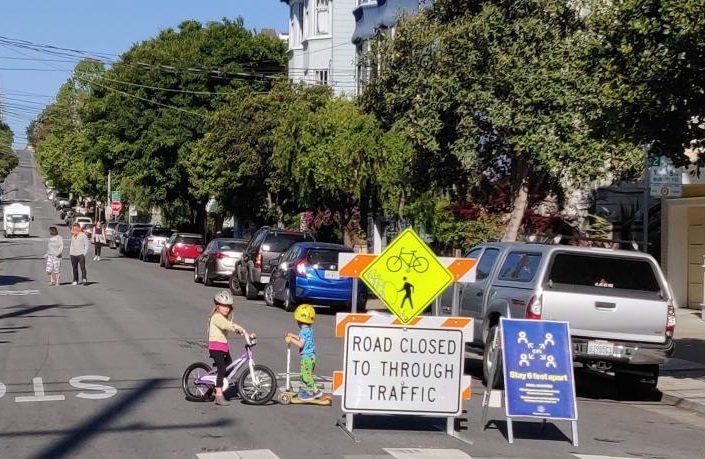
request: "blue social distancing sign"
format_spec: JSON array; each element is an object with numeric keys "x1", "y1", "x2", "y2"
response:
[{"x1": 500, "y1": 318, "x2": 577, "y2": 421}]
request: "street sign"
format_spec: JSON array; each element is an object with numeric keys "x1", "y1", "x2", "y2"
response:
[
  {"x1": 360, "y1": 228, "x2": 453, "y2": 324},
  {"x1": 110, "y1": 201, "x2": 122, "y2": 215},
  {"x1": 649, "y1": 155, "x2": 682, "y2": 198},
  {"x1": 111, "y1": 191, "x2": 121, "y2": 202},
  {"x1": 341, "y1": 323, "x2": 465, "y2": 416},
  {"x1": 500, "y1": 318, "x2": 577, "y2": 421}
]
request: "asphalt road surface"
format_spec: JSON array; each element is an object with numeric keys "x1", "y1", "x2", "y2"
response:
[{"x1": 2, "y1": 149, "x2": 705, "y2": 459}]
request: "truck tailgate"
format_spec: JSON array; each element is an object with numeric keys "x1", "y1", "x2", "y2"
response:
[{"x1": 541, "y1": 290, "x2": 667, "y2": 343}]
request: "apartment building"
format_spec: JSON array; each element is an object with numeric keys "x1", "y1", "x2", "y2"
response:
[{"x1": 281, "y1": 0, "x2": 357, "y2": 97}]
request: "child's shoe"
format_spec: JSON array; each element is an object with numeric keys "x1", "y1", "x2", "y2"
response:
[
  {"x1": 297, "y1": 390, "x2": 314, "y2": 400},
  {"x1": 312, "y1": 389, "x2": 324, "y2": 399},
  {"x1": 214, "y1": 394, "x2": 230, "y2": 406}
]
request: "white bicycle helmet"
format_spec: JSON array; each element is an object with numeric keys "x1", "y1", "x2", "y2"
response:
[{"x1": 214, "y1": 289, "x2": 234, "y2": 306}]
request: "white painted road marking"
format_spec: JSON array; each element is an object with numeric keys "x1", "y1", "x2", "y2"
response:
[
  {"x1": 0, "y1": 382, "x2": 6, "y2": 399},
  {"x1": 69, "y1": 375, "x2": 119, "y2": 399},
  {"x1": 0, "y1": 290, "x2": 40, "y2": 296},
  {"x1": 385, "y1": 449, "x2": 472, "y2": 459},
  {"x1": 15, "y1": 377, "x2": 66, "y2": 402},
  {"x1": 197, "y1": 450, "x2": 280, "y2": 459}
]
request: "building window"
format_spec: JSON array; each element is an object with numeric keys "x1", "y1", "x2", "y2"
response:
[
  {"x1": 315, "y1": 69, "x2": 329, "y2": 85},
  {"x1": 290, "y1": 1, "x2": 304, "y2": 47},
  {"x1": 315, "y1": 0, "x2": 330, "y2": 35}
]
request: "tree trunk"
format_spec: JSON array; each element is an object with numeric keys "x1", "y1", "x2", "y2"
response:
[{"x1": 503, "y1": 159, "x2": 530, "y2": 242}]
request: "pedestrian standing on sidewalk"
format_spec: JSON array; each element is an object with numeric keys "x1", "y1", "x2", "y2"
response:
[
  {"x1": 91, "y1": 221, "x2": 106, "y2": 261},
  {"x1": 69, "y1": 223, "x2": 89, "y2": 286},
  {"x1": 44, "y1": 226, "x2": 63, "y2": 286}
]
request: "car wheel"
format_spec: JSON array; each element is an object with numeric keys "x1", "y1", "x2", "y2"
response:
[
  {"x1": 245, "y1": 274, "x2": 258, "y2": 300},
  {"x1": 204, "y1": 267, "x2": 213, "y2": 287},
  {"x1": 194, "y1": 265, "x2": 202, "y2": 283},
  {"x1": 263, "y1": 284, "x2": 275, "y2": 306},
  {"x1": 229, "y1": 274, "x2": 242, "y2": 295},
  {"x1": 283, "y1": 287, "x2": 296, "y2": 312},
  {"x1": 482, "y1": 324, "x2": 504, "y2": 390}
]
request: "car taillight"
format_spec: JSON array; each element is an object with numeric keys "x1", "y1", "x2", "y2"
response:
[
  {"x1": 666, "y1": 300, "x2": 676, "y2": 338},
  {"x1": 525, "y1": 295, "x2": 543, "y2": 320},
  {"x1": 295, "y1": 260, "x2": 307, "y2": 277},
  {"x1": 254, "y1": 251, "x2": 262, "y2": 269},
  {"x1": 213, "y1": 252, "x2": 226, "y2": 259}
]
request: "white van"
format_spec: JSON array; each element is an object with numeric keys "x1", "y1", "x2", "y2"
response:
[{"x1": 2, "y1": 203, "x2": 33, "y2": 237}]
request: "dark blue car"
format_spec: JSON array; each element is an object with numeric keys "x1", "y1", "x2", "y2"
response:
[
  {"x1": 123, "y1": 227, "x2": 149, "y2": 257},
  {"x1": 264, "y1": 242, "x2": 367, "y2": 312}
]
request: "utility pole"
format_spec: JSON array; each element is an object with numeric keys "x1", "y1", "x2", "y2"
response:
[
  {"x1": 642, "y1": 145, "x2": 651, "y2": 254},
  {"x1": 107, "y1": 170, "x2": 111, "y2": 222}
]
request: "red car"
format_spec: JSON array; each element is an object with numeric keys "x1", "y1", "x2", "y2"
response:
[{"x1": 160, "y1": 232, "x2": 204, "y2": 269}]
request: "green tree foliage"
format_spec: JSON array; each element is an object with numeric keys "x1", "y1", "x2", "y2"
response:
[
  {"x1": 0, "y1": 122, "x2": 18, "y2": 182},
  {"x1": 360, "y1": 0, "x2": 662, "y2": 241},
  {"x1": 30, "y1": 59, "x2": 105, "y2": 197}
]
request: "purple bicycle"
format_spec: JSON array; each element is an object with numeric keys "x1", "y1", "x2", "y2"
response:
[{"x1": 181, "y1": 333, "x2": 277, "y2": 405}]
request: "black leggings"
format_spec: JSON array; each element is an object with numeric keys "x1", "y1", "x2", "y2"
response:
[
  {"x1": 209, "y1": 350, "x2": 232, "y2": 389},
  {"x1": 94, "y1": 242, "x2": 102, "y2": 256},
  {"x1": 70, "y1": 255, "x2": 86, "y2": 282}
]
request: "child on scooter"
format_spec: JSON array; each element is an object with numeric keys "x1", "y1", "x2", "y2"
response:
[
  {"x1": 285, "y1": 304, "x2": 323, "y2": 400},
  {"x1": 208, "y1": 290, "x2": 249, "y2": 406}
]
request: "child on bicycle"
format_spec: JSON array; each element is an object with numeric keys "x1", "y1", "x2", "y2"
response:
[
  {"x1": 208, "y1": 290, "x2": 249, "y2": 406},
  {"x1": 285, "y1": 304, "x2": 323, "y2": 400}
]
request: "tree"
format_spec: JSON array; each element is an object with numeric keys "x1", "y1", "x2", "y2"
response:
[
  {"x1": 361, "y1": 0, "x2": 645, "y2": 241},
  {"x1": 0, "y1": 122, "x2": 18, "y2": 182}
]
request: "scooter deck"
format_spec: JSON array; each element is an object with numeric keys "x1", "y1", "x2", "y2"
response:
[
  {"x1": 290, "y1": 395, "x2": 331, "y2": 405},
  {"x1": 279, "y1": 390, "x2": 332, "y2": 405}
]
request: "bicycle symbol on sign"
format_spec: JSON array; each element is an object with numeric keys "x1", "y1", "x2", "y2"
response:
[{"x1": 385, "y1": 248, "x2": 429, "y2": 274}]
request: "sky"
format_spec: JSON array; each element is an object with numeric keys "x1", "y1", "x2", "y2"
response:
[{"x1": 0, "y1": 0, "x2": 289, "y2": 147}]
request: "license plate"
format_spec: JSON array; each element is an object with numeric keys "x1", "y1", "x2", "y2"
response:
[
  {"x1": 324, "y1": 270, "x2": 340, "y2": 280},
  {"x1": 587, "y1": 341, "x2": 614, "y2": 356},
  {"x1": 260, "y1": 276, "x2": 270, "y2": 284},
  {"x1": 185, "y1": 258, "x2": 195, "y2": 264}
]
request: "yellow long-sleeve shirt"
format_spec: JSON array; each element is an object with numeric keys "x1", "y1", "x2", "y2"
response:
[{"x1": 208, "y1": 314, "x2": 243, "y2": 352}]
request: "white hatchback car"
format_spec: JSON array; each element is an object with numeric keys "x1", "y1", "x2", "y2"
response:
[{"x1": 73, "y1": 216, "x2": 93, "y2": 229}]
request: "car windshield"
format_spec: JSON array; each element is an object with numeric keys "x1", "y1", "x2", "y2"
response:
[
  {"x1": 217, "y1": 240, "x2": 246, "y2": 251},
  {"x1": 307, "y1": 249, "x2": 347, "y2": 267},
  {"x1": 151, "y1": 228, "x2": 172, "y2": 237},
  {"x1": 548, "y1": 253, "x2": 661, "y2": 292},
  {"x1": 7, "y1": 214, "x2": 29, "y2": 223},
  {"x1": 132, "y1": 229, "x2": 149, "y2": 237},
  {"x1": 177, "y1": 236, "x2": 203, "y2": 245},
  {"x1": 107, "y1": 222, "x2": 119, "y2": 229},
  {"x1": 118, "y1": 224, "x2": 129, "y2": 232},
  {"x1": 264, "y1": 233, "x2": 312, "y2": 252}
]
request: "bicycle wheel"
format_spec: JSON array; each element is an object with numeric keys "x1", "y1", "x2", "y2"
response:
[
  {"x1": 182, "y1": 362, "x2": 215, "y2": 402},
  {"x1": 237, "y1": 364, "x2": 277, "y2": 405},
  {"x1": 413, "y1": 256, "x2": 429, "y2": 273},
  {"x1": 386, "y1": 256, "x2": 403, "y2": 272}
]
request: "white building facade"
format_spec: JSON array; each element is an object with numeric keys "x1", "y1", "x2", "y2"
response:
[{"x1": 281, "y1": 0, "x2": 358, "y2": 97}]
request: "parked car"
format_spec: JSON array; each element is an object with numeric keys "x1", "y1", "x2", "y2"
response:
[
  {"x1": 440, "y1": 242, "x2": 676, "y2": 394},
  {"x1": 73, "y1": 216, "x2": 93, "y2": 229},
  {"x1": 112, "y1": 222, "x2": 130, "y2": 249},
  {"x1": 159, "y1": 233, "x2": 204, "y2": 269},
  {"x1": 194, "y1": 238, "x2": 248, "y2": 286},
  {"x1": 122, "y1": 226, "x2": 150, "y2": 257},
  {"x1": 232, "y1": 227, "x2": 315, "y2": 300},
  {"x1": 139, "y1": 226, "x2": 172, "y2": 261},
  {"x1": 119, "y1": 223, "x2": 153, "y2": 253},
  {"x1": 265, "y1": 242, "x2": 367, "y2": 312},
  {"x1": 105, "y1": 221, "x2": 122, "y2": 247}
]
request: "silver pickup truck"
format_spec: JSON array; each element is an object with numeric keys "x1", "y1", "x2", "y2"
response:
[{"x1": 441, "y1": 242, "x2": 676, "y2": 393}]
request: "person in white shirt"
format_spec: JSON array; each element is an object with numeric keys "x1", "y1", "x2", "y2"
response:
[
  {"x1": 45, "y1": 226, "x2": 64, "y2": 286},
  {"x1": 69, "y1": 223, "x2": 89, "y2": 285}
]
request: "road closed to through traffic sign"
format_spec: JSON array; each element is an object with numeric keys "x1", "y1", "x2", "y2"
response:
[{"x1": 342, "y1": 323, "x2": 464, "y2": 416}]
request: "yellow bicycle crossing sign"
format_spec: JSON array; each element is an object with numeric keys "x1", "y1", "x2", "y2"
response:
[{"x1": 360, "y1": 228, "x2": 454, "y2": 324}]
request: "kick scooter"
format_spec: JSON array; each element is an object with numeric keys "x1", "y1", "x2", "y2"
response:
[{"x1": 277, "y1": 343, "x2": 332, "y2": 406}]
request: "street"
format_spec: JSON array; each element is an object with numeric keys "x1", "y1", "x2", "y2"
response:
[{"x1": 0, "y1": 149, "x2": 704, "y2": 458}]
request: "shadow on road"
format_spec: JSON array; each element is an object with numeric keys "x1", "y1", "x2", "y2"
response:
[
  {"x1": 21, "y1": 378, "x2": 234, "y2": 459},
  {"x1": 0, "y1": 303, "x2": 90, "y2": 321},
  {"x1": 0, "y1": 275, "x2": 33, "y2": 286}
]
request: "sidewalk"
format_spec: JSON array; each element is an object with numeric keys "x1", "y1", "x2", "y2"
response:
[{"x1": 659, "y1": 307, "x2": 705, "y2": 415}]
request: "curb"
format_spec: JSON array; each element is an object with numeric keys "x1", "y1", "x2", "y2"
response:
[{"x1": 660, "y1": 390, "x2": 705, "y2": 416}]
